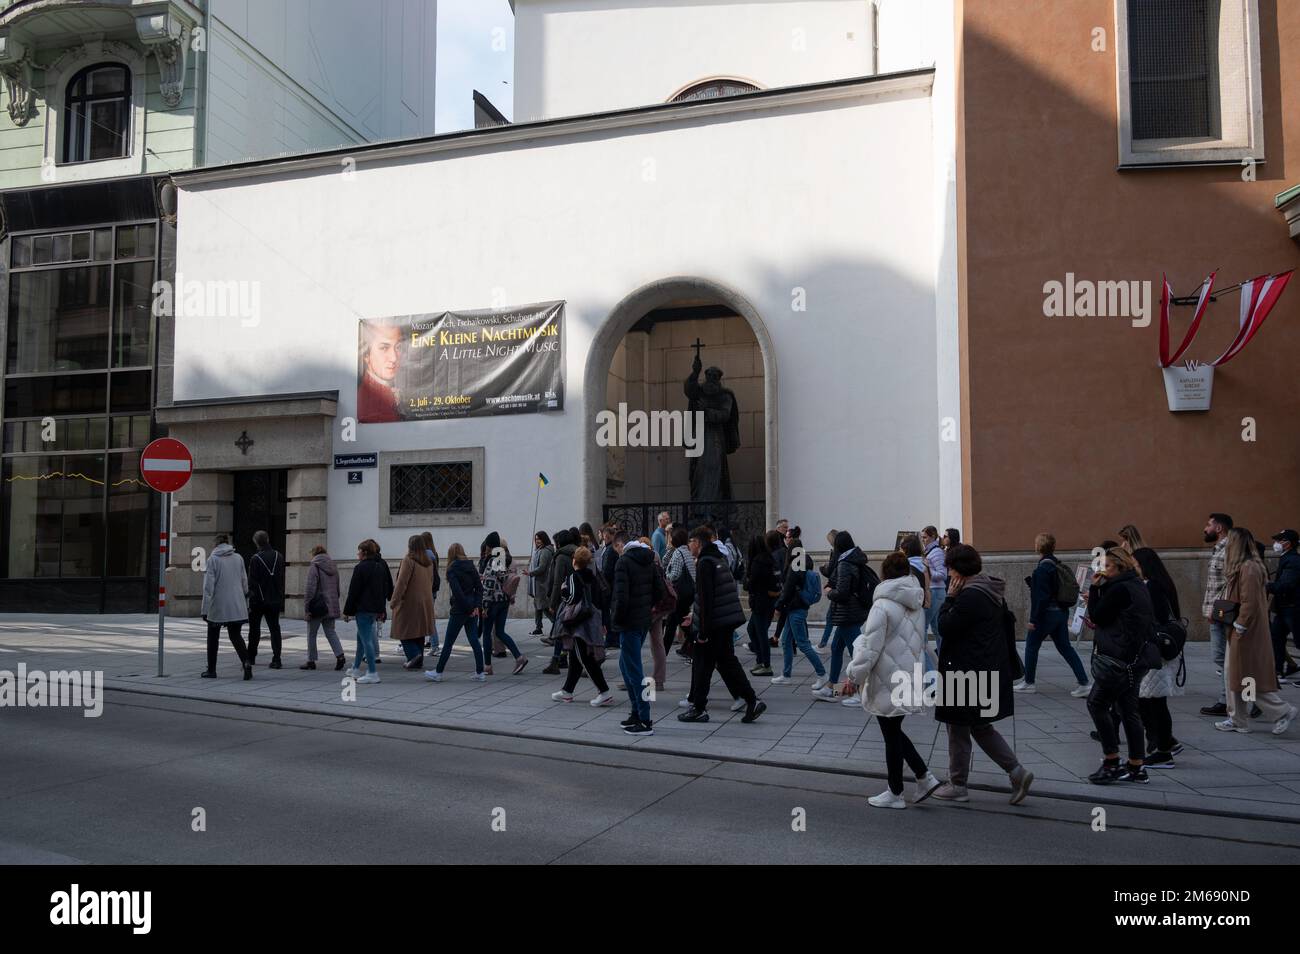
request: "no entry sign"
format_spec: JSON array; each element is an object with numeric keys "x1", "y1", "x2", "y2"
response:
[{"x1": 140, "y1": 438, "x2": 193, "y2": 493}]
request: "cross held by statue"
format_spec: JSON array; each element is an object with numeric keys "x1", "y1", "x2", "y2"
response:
[{"x1": 692, "y1": 338, "x2": 704, "y2": 362}]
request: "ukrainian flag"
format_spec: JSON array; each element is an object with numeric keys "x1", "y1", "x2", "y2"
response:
[{"x1": 538, "y1": 473, "x2": 549, "y2": 488}]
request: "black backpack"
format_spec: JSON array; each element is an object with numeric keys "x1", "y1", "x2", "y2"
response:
[
  {"x1": 590, "y1": 566, "x2": 611, "y2": 610},
  {"x1": 1154, "y1": 617, "x2": 1188, "y2": 662},
  {"x1": 854, "y1": 561, "x2": 880, "y2": 607}
]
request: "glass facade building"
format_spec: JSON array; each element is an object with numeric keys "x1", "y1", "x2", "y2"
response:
[{"x1": 0, "y1": 176, "x2": 168, "y2": 612}]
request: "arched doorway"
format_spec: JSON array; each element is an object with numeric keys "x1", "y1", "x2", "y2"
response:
[{"x1": 583, "y1": 277, "x2": 778, "y2": 548}]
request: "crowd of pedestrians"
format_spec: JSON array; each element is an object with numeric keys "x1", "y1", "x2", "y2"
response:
[{"x1": 199, "y1": 509, "x2": 1300, "y2": 807}]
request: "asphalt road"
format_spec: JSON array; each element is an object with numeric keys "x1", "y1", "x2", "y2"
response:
[{"x1": 3, "y1": 691, "x2": 1298, "y2": 865}]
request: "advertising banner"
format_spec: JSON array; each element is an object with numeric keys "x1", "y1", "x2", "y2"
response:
[{"x1": 357, "y1": 301, "x2": 564, "y2": 422}]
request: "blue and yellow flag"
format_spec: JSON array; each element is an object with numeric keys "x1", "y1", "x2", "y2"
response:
[{"x1": 538, "y1": 473, "x2": 549, "y2": 488}]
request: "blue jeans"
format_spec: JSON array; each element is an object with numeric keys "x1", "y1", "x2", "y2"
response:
[
  {"x1": 927, "y1": 586, "x2": 946, "y2": 640},
  {"x1": 436, "y1": 610, "x2": 484, "y2": 674},
  {"x1": 352, "y1": 612, "x2": 379, "y2": 674},
  {"x1": 1210, "y1": 620, "x2": 1227, "y2": 703},
  {"x1": 401, "y1": 638, "x2": 423, "y2": 662},
  {"x1": 828, "y1": 622, "x2": 862, "y2": 683},
  {"x1": 781, "y1": 610, "x2": 826, "y2": 678},
  {"x1": 818, "y1": 614, "x2": 834, "y2": 648},
  {"x1": 1024, "y1": 607, "x2": 1088, "y2": 685},
  {"x1": 486, "y1": 600, "x2": 522, "y2": 658},
  {"x1": 618, "y1": 629, "x2": 649, "y2": 723}
]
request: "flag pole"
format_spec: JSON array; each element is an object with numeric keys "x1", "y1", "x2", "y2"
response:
[{"x1": 530, "y1": 475, "x2": 543, "y2": 616}]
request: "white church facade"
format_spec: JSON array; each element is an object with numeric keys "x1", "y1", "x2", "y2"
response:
[{"x1": 162, "y1": 0, "x2": 960, "y2": 615}]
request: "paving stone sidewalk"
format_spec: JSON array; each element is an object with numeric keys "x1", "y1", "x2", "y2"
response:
[{"x1": 3, "y1": 614, "x2": 1300, "y2": 821}]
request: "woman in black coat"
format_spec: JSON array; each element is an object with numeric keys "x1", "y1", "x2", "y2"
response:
[
  {"x1": 931, "y1": 544, "x2": 1034, "y2": 805},
  {"x1": 1084, "y1": 547, "x2": 1156, "y2": 785},
  {"x1": 426, "y1": 542, "x2": 486, "y2": 681},
  {"x1": 342, "y1": 538, "x2": 393, "y2": 680}
]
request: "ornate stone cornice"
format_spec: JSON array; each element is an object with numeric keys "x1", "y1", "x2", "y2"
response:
[
  {"x1": 135, "y1": 12, "x2": 188, "y2": 108},
  {"x1": 0, "y1": 34, "x2": 34, "y2": 125}
]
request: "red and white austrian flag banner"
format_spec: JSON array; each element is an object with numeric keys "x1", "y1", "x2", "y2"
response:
[
  {"x1": 1158, "y1": 271, "x2": 1216, "y2": 368},
  {"x1": 1210, "y1": 270, "x2": 1295, "y2": 366}
]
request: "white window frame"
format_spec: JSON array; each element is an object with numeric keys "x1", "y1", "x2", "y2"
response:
[
  {"x1": 1114, "y1": 0, "x2": 1265, "y2": 167},
  {"x1": 43, "y1": 43, "x2": 147, "y2": 182},
  {"x1": 378, "y1": 447, "x2": 485, "y2": 528}
]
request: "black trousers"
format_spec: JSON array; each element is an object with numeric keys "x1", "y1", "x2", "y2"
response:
[
  {"x1": 747, "y1": 600, "x2": 775, "y2": 667},
  {"x1": 248, "y1": 607, "x2": 281, "y2": 662},
  {"x1": 206, "y1": 621, "x2": 249, "y2": 673},
  {"x1": 1137, "y1": 697, "x2": 1174, "y2": 752},
  {"x1": 1088, "y1": 674, "x2": 1145, "y2": 761},
  {"x1": 877, "y1": 715, "x2": 927, "y2": 795},
  {"x1": 688, "y1": 626, "x2": 756, "y2": 710},
  {"x1": 563, "y1": 640, "x2": 610, "y2": 694}
]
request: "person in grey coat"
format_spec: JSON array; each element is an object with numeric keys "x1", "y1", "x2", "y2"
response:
[
  {"x1": 301, "y1": 544, "x2": 346, "y2": 670},
  {"x1": 201, "y1": 533, "x2": 253, "y2": 680},
  {"x1": 528, "y1": 531, "x2": 555, "y2": 635}
]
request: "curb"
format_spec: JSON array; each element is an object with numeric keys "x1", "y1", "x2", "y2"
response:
[{"x1": 102, "y1": 681, "x2": 1300, "y2": 827}]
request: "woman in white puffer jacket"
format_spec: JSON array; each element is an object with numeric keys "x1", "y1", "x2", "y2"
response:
[{"x1": 845, "y1": 552, "x2": 941, "y2": 809}]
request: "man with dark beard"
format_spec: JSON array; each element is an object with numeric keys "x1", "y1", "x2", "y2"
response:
[{"x1": 1199, "y1": 513, "x2": 1233, "y2": 717}]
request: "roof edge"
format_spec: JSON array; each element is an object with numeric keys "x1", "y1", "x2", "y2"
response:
[{"x1": 171, "y1": 68, "x2": 936, "y2": 188}]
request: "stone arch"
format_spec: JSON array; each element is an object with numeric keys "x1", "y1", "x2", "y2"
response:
[{"x1": 582, "y1": 276, "x2": 778, "y2": 528}]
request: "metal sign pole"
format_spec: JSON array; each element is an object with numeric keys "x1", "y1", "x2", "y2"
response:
[{"x1": 157, "y1": 491, "x2": 169, "y2": 677}]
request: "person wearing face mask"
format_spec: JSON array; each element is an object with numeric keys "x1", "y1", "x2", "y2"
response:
[
  {"x1": 1267, "y1": 529, "x2": 1300, "y2": 682},
  {"x1": 1219, "y1": 528, "x2": 1298, "y2": 734}
]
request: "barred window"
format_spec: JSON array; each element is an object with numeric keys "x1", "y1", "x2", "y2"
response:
[
  {"x1": 1127, "y1": 0, "x2": 1219, "y2": 141},
  {"x1": 389, "y1": 461, "x2": 473, "y2": 514}
]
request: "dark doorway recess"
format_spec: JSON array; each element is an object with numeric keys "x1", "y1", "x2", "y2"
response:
[{"x1": 232, "y1": 470, "x2": 287, "y2": 564}]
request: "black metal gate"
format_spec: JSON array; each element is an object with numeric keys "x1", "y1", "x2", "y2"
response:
[{"x1": 602, "y1": 500, "x2": 765, "y2": 553}]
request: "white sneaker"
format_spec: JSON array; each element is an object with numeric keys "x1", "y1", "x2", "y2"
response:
[
  {"x1": 1070, "y1": 683, "x2": 1092, "y2": 698},
  {"x1": 730, "y1": 697, "x2": 747, "y2": 712},
  {"x1": 551, "y1": 690, "x2": 574, "y2": 702},
  {"x1": 811, "y1": 677, "x2": 828, "y2": 691},
  {"x1": 867, "y1": 789, "x2": 907, "y2": 810},
  {"x1": 357, "y1": 672, "x2": 380, "y2": 684},
  {"x1": 472, "y1": 672, "x2": 487, "y2": 682},
  {"x1": 1273, "y1": 705, "x2": 1298, "y2": 736},
  {"x1": 677, "y1": 698, "x2": 694, "y2": 709},
  {"x1": 840, "y1": 693, "x2": 860, "y2": 707},
  {"x1": 812, "y1": 686, "x2": 835, "y2": 701},
  {"x1": 590, "y1": 691, "x2": 615, "y2": 707},
  {"x1": 341, "y1": 670, "x2": 358, "y2": 684},
  {"x1": 1214, "y1": 719, "x2": 1249, "y2": 733},
  {"x1": 423, "y1": 670, "x2": 442, "y2": 683},
  {"x1": 771, "y1": 675, "x2": 791, "y2": 685},
  {"x1": 1012, "y1": 680, "x2": 1036, "y2": 693},
  {"x1": 913, "y1": 771, "x2": 942, "y2": 803}
]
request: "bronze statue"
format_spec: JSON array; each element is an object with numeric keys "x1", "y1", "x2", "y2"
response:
[{"x1": 683, "y1": 340, "x2": 740, "y2": 503}]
